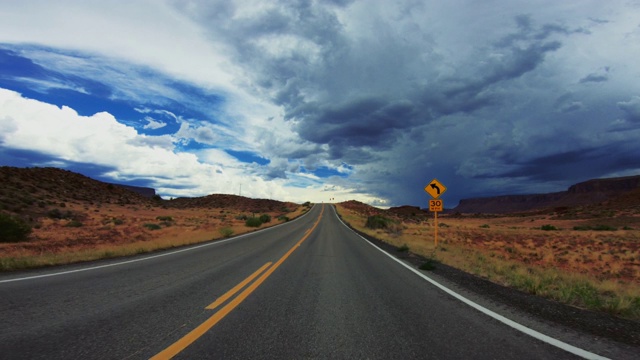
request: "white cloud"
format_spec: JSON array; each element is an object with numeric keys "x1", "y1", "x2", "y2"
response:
[
  {"x1": 142, "y1": 117, "x2": 167, "y2": 130},
  {"x1": 0, "y1": 88, "x2": 381, "y2": 203}
]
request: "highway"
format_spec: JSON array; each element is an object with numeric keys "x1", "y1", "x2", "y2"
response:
[{"x1": 0, "y1": 204, "x2": 618, "y2": 359}]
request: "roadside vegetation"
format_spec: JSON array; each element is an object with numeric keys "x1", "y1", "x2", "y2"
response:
[
  {"x1": 0, "y1": 202, "x2": 309, "y2": 271},
  {"x1": 336, "y1": 204, "x2": 640, "y2": 320}
]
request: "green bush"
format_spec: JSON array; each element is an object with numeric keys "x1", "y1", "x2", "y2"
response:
[
  {"x1": 397, "y1": 244, "x2": 409, "y2": 252},
  {"x1": 365, "y1": 215, "x2": 393, "y2": 229},
  {"x1": 480, "y1": 224, "x2": 490, "y2": 228},
  {"x1": 573, "y1": 225, "x2": 618, "y2": 231},
  {"x1": 65, "y1": 220, "x2": 83, "y2": 228},
  {"x1": 143, "y1": 223, "x2": 162, "y2": 230},
  {"x1": 0, "y1": 213, "x2": 32, "y2": 243},
  {"x1": 245, "y1": 217, "x2": 263, "y2": 227},
  {"x1": 47, "y1": 208, "x2": 73, "y2": 219},
  {"x1": 541, "y1": 224, "x2": 558, "y2": 231},
  {"x1": 278, "y1": 215, "x2": 290, "y2": 222},
  {"x1": 219, "y1": 227, "x2": 234, "y2": 238},
  {"x1": 112, "y1": 218, "x2": 124, "y2": 225},
  {"x1": 593, "y1": 225, "x2": 617, "y2": 231},
  {"x1": 259, "y1": 214, "x2": 271, "y2": 223}
]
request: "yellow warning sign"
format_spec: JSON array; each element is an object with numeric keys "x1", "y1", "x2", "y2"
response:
[{"x1": 424, "y1": 178, "x2": 447, "y2": 199}]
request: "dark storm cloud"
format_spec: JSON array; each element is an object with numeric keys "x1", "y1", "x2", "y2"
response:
[
  {"x1": 174, "y1": 1, "x2": 639, "y2": 207},
  {"x1": 500, "y1": 141, "x2": 640, "y2": 182},
  {"x1": 618, "y1": 96, "x2": 640, "y2": 122},
  {"x1": 580, "y1": 73, "x2": 608, "y2": 83}
]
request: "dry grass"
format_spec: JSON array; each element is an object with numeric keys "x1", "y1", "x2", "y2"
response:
[
  {"x1": 0, "y1": 202, "x2": 307, "y2": 271},
  {"x1": 335, "y1": 204, "x2": 640, "y2": 320}
]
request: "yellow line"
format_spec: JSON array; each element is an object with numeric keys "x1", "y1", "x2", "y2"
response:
[
  {"x1": 151, "y1": 205, "x2": 324, "y2": 360},
  {"x1": 205, "y1": 262, "x2": 272, "y2": 310}
]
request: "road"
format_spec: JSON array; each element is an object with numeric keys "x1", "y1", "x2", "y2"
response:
[{"x1": 0, "y1": 204, "x2": 616, "y2": 359}]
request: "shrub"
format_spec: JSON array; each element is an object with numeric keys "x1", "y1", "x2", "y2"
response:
[
  {"x1": 47, "y1": 209, "x2": 74, "y2": 220},
  {"x1": 219, "y1": 227, "x2": 234, "y2": 238},
  {"x1": 143, "y1": 223, "x2": 162, "y2": 230},
  {"x1": 302, "y1": 201, "x2": 311, "y2": 207},
  {"x1": 112, "y1": 218, "x2": 124, "y2": 225},
  {"x1": 593, "y1": 225, "x2": 617, "y2": 231},
  {"x1": 278, "y1": 215, "x2": 290, "y2": 222},
  {"x1": 0, "y1": 213, "x2": 32, "y2": 243},
  {"x1": 245, "y1": 217, "x2": 263, "y2": 227},
  {"x1": 66, "y1": 220, "x2": 83, "y2": 228},
  {"x1": 235, "y1": 214, "x2": 248, "y2": 220},
  {"x1": 541, "y1": 224, "x2": 558, "y2": 231},
  {"x1": 419, "y1": 259, "x2": 437, "y2": 271},
  {"x1": 156, "y1": 216, "x2": 173, "y2": 221},
  {"x1": 480, "y1": 224, "x2": 490, "y2": 228},
  {"x1": 259, "y1": 214, "x2": 271, "y2": 223},
  {"x1": 365, "y1": 215, "x2": 392, "y2": 229},
  {"x1": 397, "y1": 244, "x2": 409, "y2": 252}
]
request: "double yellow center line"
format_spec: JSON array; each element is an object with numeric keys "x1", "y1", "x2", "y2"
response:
[{"x1": 151, "y1": 205, "x2": 324, "y2": 359}]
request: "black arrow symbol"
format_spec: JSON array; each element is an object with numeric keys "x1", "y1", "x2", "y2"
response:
[{"x1": 430, "y1": 183, "x2": 441, "y2": 194}]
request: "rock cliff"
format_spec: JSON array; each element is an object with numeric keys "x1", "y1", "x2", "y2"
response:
[{"x1": 453, "y1": 175, "x2": 640, "y2": 214}]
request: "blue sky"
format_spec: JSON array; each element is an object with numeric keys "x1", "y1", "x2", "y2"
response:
[{"x1": 1, "y1": 1, "x2": 640, "y2": 208}]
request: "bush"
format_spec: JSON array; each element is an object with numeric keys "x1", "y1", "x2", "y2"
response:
[
  {"x1": 480, "y1": 224, "x2": 490, "y2": 228},
  {"x1": 365, "y1": 215, "x2": 392, "y2": 230},
  {"x1": 593, "y1": 225, "x2": 617, "y2": 231},
  {"x1": 47, "y1": 208, "x2": 73, "y2": 219},
  {"x1": 112, "y1": 218, "x2": 124, "y2": 225},
  {"x1": 245, "y1": 217, "x2": 263, "y2": 227},
  {"x1": 143, "y1": 223, "x2": 162, "y2": 230},
  {"x1": 278, "y1": 216, "x2": 290, "y2": 222},
  {"x1": 259, "y1": 214, "x2": 271, "y2": 223},
  {"x1": 219, "y1": 227, "x2": 234, "y2": 238},
  {"x1": 235, "y1": 214, "x2": 248, "y2": 220},
  {"x1": 397, "y1": 244, "x2": 409, "y2": 252},
  {"x1": 0, "y1": 213, "x2": 32, "y2": 243},
  {"x1": 65, "y1": 220, "x2": 83, "y2": 228},
  {"x1": 156, "y1": 216, "x2": 173, "y2": 221},
  {"x1": 541, "y1": 224, "x2": 558, "y2": 231}
]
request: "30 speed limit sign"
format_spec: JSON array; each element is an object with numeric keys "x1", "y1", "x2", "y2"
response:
[{"x1": 429, "y1": 199, "x2": 443, "y2": 212}]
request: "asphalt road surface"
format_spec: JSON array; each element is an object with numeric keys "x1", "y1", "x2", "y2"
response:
[{"x1": 0, "y1": 204, "x2": 622, "y2": 359}]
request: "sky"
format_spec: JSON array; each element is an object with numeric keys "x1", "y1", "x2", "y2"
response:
[{"x1": 1, "y1": 0, "x2": 640, "y2": 208}]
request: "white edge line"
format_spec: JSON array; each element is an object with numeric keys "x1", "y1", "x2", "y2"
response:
[
  {"x1": 331, "y1": 205, "x2": 609, "y2": 360},
  {"x1": 0, "y1": 205, "x2": 317, "y2": 284}
]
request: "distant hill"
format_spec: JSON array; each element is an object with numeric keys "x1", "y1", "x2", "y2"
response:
[
  {"x1": 167, "y1": 194, "x2": 298, "y2": 213},
  {"x1": 338, "y1": 200, "x2": 429, "y2": 223},
  {"x1": 453, "y1": 175, "x2": 640, "y2": 214},
  {"x1": 0, "y1": 167, "x2": 297, "y2": 219},
  {"x1": 0, "y1": 167, "x2": 153, "y2": 218}
]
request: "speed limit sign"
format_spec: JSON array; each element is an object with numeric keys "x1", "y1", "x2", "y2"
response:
[{"x1": 429, "y1": 199, "x2": 443, "y2": 212}]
